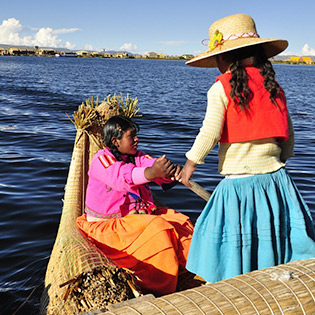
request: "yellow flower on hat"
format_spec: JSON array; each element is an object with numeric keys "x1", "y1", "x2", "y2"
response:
[{"x1": 209, "y1": 30, "x2": 223, "y2": 50}]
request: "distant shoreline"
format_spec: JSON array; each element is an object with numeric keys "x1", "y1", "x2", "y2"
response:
[
  {"x1": 1, "y1": 55, "x2": 314, "y2": 66},
  {"x1": 0, "y1": 45, "x2": 193, "y2": 61},
  {"x1": 0, "y1": 46, "x2": 314, "y2": 65}
]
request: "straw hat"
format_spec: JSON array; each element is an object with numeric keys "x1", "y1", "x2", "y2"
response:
[{"x1": 186, "y1": 13, "x2": 288, "y2": 68}]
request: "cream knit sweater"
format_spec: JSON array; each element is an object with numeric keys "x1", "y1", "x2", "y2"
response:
[{"x1": 186, "y1": 81, "x2": 294, "y2": 175}]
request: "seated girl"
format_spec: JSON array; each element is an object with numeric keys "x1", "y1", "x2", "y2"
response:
[{"x1": 76, "y1": 115, "x2": 194, "y2": 296}]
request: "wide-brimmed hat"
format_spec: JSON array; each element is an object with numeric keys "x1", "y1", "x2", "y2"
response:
[{"x1": 186, "y1": 13, "x2": 288, "y2": 68}]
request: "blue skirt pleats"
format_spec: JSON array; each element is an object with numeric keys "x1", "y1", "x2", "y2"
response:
[{"x1": 186, "y1": 167, "x2": 315, "y2": 283}]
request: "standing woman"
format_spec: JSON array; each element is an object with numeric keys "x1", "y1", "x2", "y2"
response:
[{"x1": 179, "y1": 13, "x2": 315, "y2": 283}]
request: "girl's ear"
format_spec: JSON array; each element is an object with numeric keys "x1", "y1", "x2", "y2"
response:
[{"x1": 111, "y1": 137, "x2": 119, "y2": 147}]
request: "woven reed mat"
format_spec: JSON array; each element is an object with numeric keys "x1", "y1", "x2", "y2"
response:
[
  {"x1": 90, "y1": 258, "x2": 315, "y2": 315},
  {"x1": 40, "y1": 129, "x2": 140, "y2": 315}
]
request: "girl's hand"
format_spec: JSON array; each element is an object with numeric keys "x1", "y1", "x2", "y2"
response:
[
  {"x1": 144, "y1": 155, "x2": 176, "y2": 180},
  {"x1": 178, "y1": 159, "x2": 197, "y2": 187},
  {"x1": 171, "y1": 164, "x2": 182, "y2": 181}
]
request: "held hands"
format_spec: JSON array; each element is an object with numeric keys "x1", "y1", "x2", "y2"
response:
[
  {"x1": 144, "y1": 155, "x2": 182, "y2": 181},
  {"x1": 176, "y1": 159, "x2": 197, "y2": 187}
]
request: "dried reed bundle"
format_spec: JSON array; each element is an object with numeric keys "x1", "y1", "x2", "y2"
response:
[
  {"x1": 60, "y1": 266, "x2": 139, "y2": 314},
  {"x1": 109, "y1": 93, "x2": 142, "y2": 119},
  {"x1": 40, "y1": 95, "x2": 142, "y2": 315},
  {"x1": 67, "y1": 94, "x2": 141, "y2": 148},
  {"x1": 68, "y1": 94, "x2": 141, "y2": 131}
]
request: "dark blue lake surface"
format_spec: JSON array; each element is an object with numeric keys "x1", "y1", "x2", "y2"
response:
[{"x1": 0, "y1": 57, "x2": 314, "y2": 314}]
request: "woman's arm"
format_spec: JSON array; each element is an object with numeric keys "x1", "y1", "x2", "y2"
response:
[
  {"x1": 180, "y1": 81, "x2": 228, "y2": 186},
  {"x1": 279, "y1": 113, "x2": 294, "y2": 162}
]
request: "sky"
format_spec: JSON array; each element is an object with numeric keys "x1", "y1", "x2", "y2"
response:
[{"x1": 0, "y1": 0, "x2": 314, "y2": 57}]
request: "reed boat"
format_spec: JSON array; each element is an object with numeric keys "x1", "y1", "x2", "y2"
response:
[{"x1": 40, "y1": 95, "x2": 315, "y2": 315}]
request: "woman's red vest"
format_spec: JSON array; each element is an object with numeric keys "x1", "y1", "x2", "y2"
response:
[{"x1": 216, "y1": 66, "x2": 289, "y2": 143}]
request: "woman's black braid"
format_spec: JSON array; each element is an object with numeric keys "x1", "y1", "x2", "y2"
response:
[{"x1": 224, "y1": 45, "x2": 282, "y2": 110}]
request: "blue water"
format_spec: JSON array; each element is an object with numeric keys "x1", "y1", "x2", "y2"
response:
[{"x1": 0, "y1": 57, "x2": 314, "y2": 314}]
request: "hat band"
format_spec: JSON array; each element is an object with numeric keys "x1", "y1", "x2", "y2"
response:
[
  {"x1": 208, "y1": 31, "x2": 260, "y2": 50},
  {"x1": 223, "y1": 31, "x2": 259, "y2": 41}
]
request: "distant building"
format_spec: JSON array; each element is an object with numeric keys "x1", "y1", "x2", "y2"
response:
[
  {"x1": 157, "y1": 53, "x2": 165, "y2": 59},
  {"x1": 6, "y1": 47, "x2": 35, "y2": 56},
  {"x1": 60, "y1": 51, "x2": 77, "y2": 57},
  {"x1": 290, "y1": 56, "x2": 314, "y2": 65},
  {"x1": 22, "y1": 48, "x2": 36, "y2": 56},
  {"x1": 37, "y1": 48, "x2": 57, "y2": 56},
  {"x1": 147, "y1": 52, "x2": 158, "y2": 58},
  {"x1": 0, "y1": 47, "x2": 8, "y2": 55},
  {"x1": 91, "y1": 51, "x2": 102, "y2": 57},
  {"x1": 113, "y1": 52, "x2": 128, "y2": 58},
  {"x1": 76, "y1": 50, "x2": 90, "y2": 57},
  {"x1": 8, "y1": 47, "x2": 20, "y2": 55},
  {"x1": 181, "y1": 54, "x2": 194, "y2": 60},
  {"x1": 103, "y1": 52, "x2": 112, "y2": 58}
]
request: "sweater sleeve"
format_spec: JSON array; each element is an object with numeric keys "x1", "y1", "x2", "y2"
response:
[{"x1": 186, "y1": 81, "x2": 228, "y2": 164}]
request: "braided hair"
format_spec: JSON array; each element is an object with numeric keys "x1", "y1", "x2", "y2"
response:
[
  {"x1": 221, "y1": 44, "x2": 282, "y2": 110},
  {"x1": 103, "y1": 115, "x2": 140, "y2": 163}
]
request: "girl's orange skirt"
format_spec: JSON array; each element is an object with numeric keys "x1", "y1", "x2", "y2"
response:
[{"x1": 76, "y1": 207, "x2": 193, "y2": 296}]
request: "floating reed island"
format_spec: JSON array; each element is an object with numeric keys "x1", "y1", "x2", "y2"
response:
[{"x1": 40, "y1": 94, "x2": 315, "y2": 314}]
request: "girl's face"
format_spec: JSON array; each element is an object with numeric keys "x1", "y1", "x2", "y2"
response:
[{"x1": 113, "y1": 128, "x2": 139, "y2": 155}]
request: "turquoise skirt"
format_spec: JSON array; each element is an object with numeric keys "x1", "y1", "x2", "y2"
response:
[{"x1": 186, "y1": 168, "x2": 315, "y2": 283}]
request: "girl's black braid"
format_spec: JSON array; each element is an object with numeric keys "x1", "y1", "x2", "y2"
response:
[
  {"x1": 109, "y1": 143, "x2": 122, "y2": 161},
  {"x1": 230, "y1": 60, "x2": 252, "y2": 109},
  {"x1": 258, "y1": 59, "x2": 282, "y2": 106},
  {"x1": 108, "y1": 141, "x2": 136, "y2": 164}
]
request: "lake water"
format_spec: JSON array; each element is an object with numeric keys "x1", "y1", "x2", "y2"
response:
[{"x1": 0, "y1": 57, "x2": 314, "y2": 314}]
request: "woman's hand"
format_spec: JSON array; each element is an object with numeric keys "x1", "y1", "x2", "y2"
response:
[
  {"x1": 177, "y1": 159, "x2": 197, "y2": 187},
  {"x1": 144, "y1": 155, "x2": 176, "y2": 180},
  {"x1": 170, "y1": 164, "x2": 182, "y2": 181}
]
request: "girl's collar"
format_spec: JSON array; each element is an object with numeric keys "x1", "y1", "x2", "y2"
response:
[
  {"x1": 120, "y1": 154, "x2": 130, "y2": 162},
  {"x1": 120, "y1": 153, "x2": 137, "y2": 162}
]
